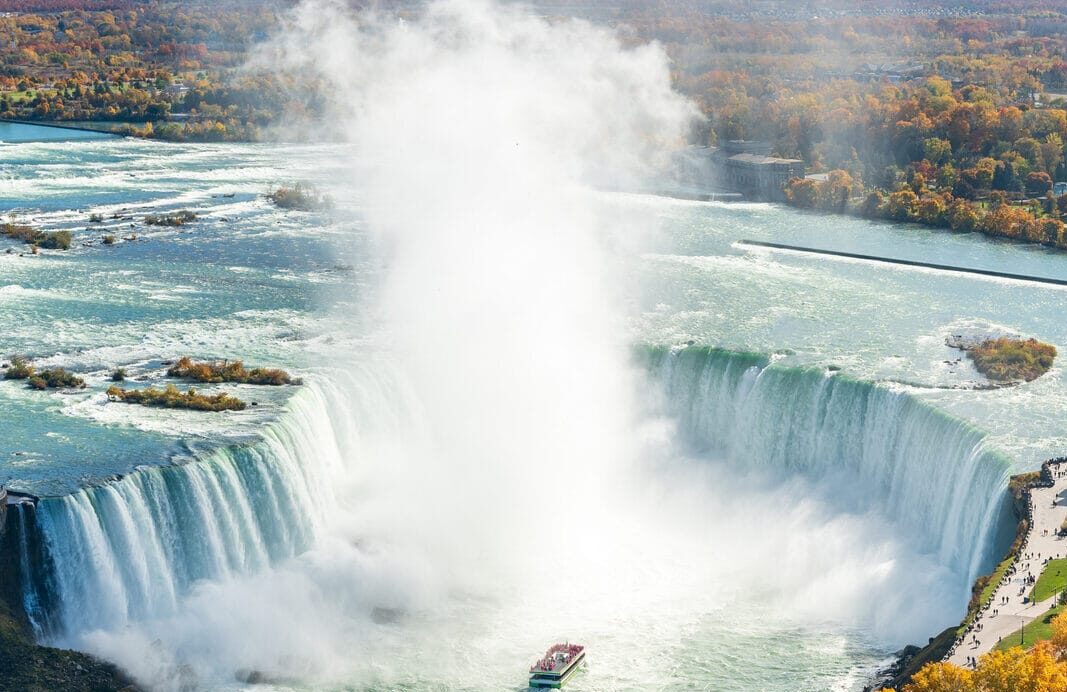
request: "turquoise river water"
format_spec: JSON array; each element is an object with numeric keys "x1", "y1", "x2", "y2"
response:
[{"x1": 1, "y1": 121, "x2": 1064, "y2": 690}]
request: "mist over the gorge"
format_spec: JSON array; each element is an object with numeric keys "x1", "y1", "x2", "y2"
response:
[
  {"x1": 40, "y1": 3, "x2": 981, "y2": 689},
  {"x1": 7, "y1": 0, "x2": 1067, "y2": 690}
]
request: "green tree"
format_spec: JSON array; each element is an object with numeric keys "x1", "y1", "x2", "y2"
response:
[{"x1": 923, "y1": 138, "x2": 953, "y2": 165}]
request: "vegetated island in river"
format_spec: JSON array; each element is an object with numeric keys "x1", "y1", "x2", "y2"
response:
[
  {"x1": 3, "y1": 356, "x2": 85, "y2": 390},
  {"x1": 106, "y1": 384, "x2": 247, "y2": 412},
  {"x1": 947, "y1": 336, "x2": 1057, "y2": 383},
  {"x1": 107, "y1": 357, "x2": 301, "y2": 411},
  {"x1": 166, "y1": 357, "x2": 301, "y2": 386},
  {"x1": 2, "y1": 223, "x2": 71, "y2": 251},
  {"x1": 144, "y1": 210, "x2": 197, "y2": 227},
  {"x1": 3, "y1": 353, "x2": 300, "y2": 411},
  {"x1": 266, "y1": 184, "x2": 333, "y2": 212}
]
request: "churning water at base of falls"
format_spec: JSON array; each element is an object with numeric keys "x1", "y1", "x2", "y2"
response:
[
  {"x1": 16, "y1": 349, "x2": 1010, "y2": 691},
  {"x1": 4, "y1": 135, "x2": 1065, "y2": 691}
]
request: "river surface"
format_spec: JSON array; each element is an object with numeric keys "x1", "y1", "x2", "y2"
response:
[{"x1": 2, "y1": 130, "x2": 1065, "y2": 690}]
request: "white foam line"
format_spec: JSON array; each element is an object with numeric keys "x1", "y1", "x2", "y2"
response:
[{"x1": 735, "y1": 241, "x2": 1067, "y2": 292}]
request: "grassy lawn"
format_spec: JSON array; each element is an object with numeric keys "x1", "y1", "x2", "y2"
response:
[
  {"x1": 958, "y1": 554, "x2": 1018, "y2": 637},
  {"x1": 995, "y1": 605, "x2": 1064, "y2": 651},
  {"x1": 1031, "y1": 558, "x2": 1067, "y2": 602},
  {"x1": 982, "y1": 556, "x2": 1015, "y2": 604},
  {"x1": 0, "y1": 90, "x2": 40, "y2": 101}
]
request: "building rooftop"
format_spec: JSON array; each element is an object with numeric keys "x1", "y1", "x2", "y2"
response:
[{"x1": 728, "y1": 153, "x2": 804, "y2": 165}]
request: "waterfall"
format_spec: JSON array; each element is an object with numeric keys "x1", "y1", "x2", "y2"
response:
[
  {"x1": 19, "y1": 348, "x2": 1013, "y2": 649},
  {"x1": 28, "y1": 376, "x2": 357, "y2": 642},
  {"x1": 644, "y1": 345, "x2": 1014, "y2": 584}
]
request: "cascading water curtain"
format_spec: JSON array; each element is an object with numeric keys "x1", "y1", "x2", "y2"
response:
[{"x1": 646, "y1": 345, "x2": 1013, "y2": 586}]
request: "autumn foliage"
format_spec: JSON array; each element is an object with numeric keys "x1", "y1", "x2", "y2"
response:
[
  {"x1": 786, "y1": 173, "x2": 1067, "y2": 250},
  {"x1": 0, "y1": 1, "x2": 313, "y2": 141},
  {"x1": 166, "y1": 357, "x2": 299, "y2": 386},
  {"x1": 968, "y1": 338, "x2": 1057, "y2": 382},
  {"x1": 106, "y1": 384, "x2": 246, "y2": 412},
  {"x1": 891, "y1": 614, "x2": 1067, "y2": 691}
]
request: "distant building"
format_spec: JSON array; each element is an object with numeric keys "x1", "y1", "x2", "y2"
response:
[
  {"x1": 1054, "y1": 182, "x2": 1067, "y2": 197},
  {"x1": 711, "y1": 141, "x2": 805, "y2": 201},
  {"x1": 854, "y1": 61, "x2": 926, "y2": 83}
]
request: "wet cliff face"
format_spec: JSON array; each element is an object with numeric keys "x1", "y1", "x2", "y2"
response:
[
  {"x1": 0, "y1": 500, "x2": 19, "y2": 626},
  {"x1": 0, "y1": 502, "x2": 44, "y2": 633},
  {"x1": 0, "y1": 501, "x2": 135, "y2": 692}
]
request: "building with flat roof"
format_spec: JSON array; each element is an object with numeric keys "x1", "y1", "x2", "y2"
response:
[{"x1": 714, "y1": 144, "x2": 805, "y2": 201}]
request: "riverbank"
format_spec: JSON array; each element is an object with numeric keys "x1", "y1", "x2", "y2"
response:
[
  {"x1": 784, "y1": 174, "x2": 1067, "y2": 254},
  {"x1": 945, "y1": 459, "x2": 1067, "y2": 665},
  {"x1": 874, "y1": 459, "x2": 1066, "y2": 689},
  {"x1": 0, "y1": 604, "x2": 136, "y2": 692}
]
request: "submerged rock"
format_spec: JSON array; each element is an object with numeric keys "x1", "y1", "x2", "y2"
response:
[{"x1": 371, "y1": 606, "x2": 404, "y2": 624}]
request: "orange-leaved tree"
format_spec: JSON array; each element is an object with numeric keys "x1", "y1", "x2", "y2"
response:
[{"x1": 894, "y1": 612, "x2": 1067, "y2": 692}]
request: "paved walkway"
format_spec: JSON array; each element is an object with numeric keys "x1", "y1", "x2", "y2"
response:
[{"x1": 947, "y1": 461, "x2": 1067, "y2": 666}]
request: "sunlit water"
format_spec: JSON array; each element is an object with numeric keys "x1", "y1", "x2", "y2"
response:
[{"x1": 3, "y1": 131, "x2": 1065, "y2": 690}]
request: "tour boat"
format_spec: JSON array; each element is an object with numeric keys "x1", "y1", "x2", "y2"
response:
[{"x1": 529, "y1": 643, "x2": 585, "y2": 688}]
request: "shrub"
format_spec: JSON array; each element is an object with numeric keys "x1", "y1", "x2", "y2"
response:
[
  {"x1": 4, "y1": 356, "x2": 34, "y2": 380},
  {"x1": 27, "y1": 368, "x2": 85, "y2": 389},
  {"x1": 102, "y1": 234, "x2": 116, "y2": 245},
  {"x1": 144, "y1": 211, "x2": 197, "y2": 226},
  {"x1": 88, "y1": 213, "x2": 103, "y2": 223},
  {"x1": 267, "y1": 184, "x2": 332, "y2": 211},
  {"x1": 784, "y1": 178, "x2": 818, "y2": 208},
  {"x1": 1, "y1": 224, "x2": 71, "y2": 250},
  {"x1": 110, "y1": 368, "x2": 126, "y2": 382},
  {"x1": 166, "y1": 356, "x2": 301, "y2": 385},
  {"x1": 0, "y1": 223, "x2": 38, "y2": 244},
  {"x1": 968, "y1": 337, "x2": 1057, "y2": 382},
  {"x1": 35, "y1": 231, "x2": 71, "y2": 250},
  {"x1": 106, "y1": 384, "x2": 246, "y2": 412}
]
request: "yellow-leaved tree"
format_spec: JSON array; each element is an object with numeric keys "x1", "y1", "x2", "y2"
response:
[
  {"x1": 905, "y1": 661, "x2": 973, "y2": 691},
  {"x1": 898, "y1": 612, "x2": 1067, "y2": 692},
  {"x1": 1052, "y1": 607, "x2": 1067, "y2": 653}
]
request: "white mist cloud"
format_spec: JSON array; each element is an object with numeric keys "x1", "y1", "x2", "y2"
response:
[
  {"x1": 66, "y1": 3, "x2": 971, "y2": 690},
  {"x1": 254, "y1": 0, "x2": 699, "y2": 584}
]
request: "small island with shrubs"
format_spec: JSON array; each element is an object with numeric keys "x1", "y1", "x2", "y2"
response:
[
  {"x1": 3, "y1": 356, "x2": 85, "y2": 390},
  {"x1": 28, "y1": 369, "x2": 86, "y2": 390},
  {"x1": 2, "y1": 223, "x2": 72, "y2": 251},
  {"x1": 2, "y1": 356, "x2": 34, "y2": 380},
  {"x1": 144, "y1": 211, "x2": 198, "y2": 227},
  {"x1": 267, "y1": 184, "x2": 332, "y2": 212},
  {"x1": 167, "y1": 357, "x2": 300, "y2": 385},
  {"x1": 952, "y1": 337, "x2": 1057, "y2": 383},
  {"x1": 106, "y1": 384, "x2": 247, "y2": 412}
]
